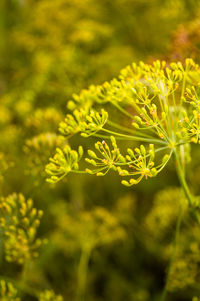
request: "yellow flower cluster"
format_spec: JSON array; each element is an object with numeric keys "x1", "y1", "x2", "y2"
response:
[
  {"x1": 0, "y1": 194, "x2": 43, "y2": 264},
  {"x1": 59, "y1": 108, "x2": 108, "y2": 138},
  {"x1": 46, "y1": 145, "x2": 83, "y2": 183},
  {"x1": 0, "y1": 281, "x2": 20, "y2": 301},
  {"x1": 47, "y1": 59, "x2": 200, "y2": 188},
  {"x1": 39, "y1": 290, "x2": 63, "y2": 301}
]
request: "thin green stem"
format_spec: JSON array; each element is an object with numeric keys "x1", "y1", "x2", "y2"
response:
[
  {"x1": 94, "y1": 133, "x2": 166, "y2": 145},
  {"x1": 174, "y1": 148, "x2": 193, "y2": 206},
  {"x1": 160, "y1": 207, "x2": 183, "y2": 301},
  {"x1": 101, "y1": 128, "x2": 167, "y2": 145},
  {"x1": 76, "y1": 247, "x2": 91, "y2": 301},
  {"x1": 111, "y1": 102, "x2": 135, "y2": 120},
  {"x1": 161, "y1": 146, "x2": 194, "y2": 301},
  {"x1": 178, "y1": 66, "x2": 188, "y2": 120},
  {"x1": 181, "y1": 71, "x2": 186, "y2": 100},
  {"x1": 157, "y1": 150, "x2": 173, "y2": 173},
  {"x1": 107, "y1": 120, "x2": 153, "y2": 138},
  {"x1": 172, "y1": 88, "x2": 177, "y2": 116}
]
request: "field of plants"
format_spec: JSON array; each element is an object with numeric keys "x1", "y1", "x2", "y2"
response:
[{"x1": 2, "y1": 0, "x2": 200, "y2": 300}]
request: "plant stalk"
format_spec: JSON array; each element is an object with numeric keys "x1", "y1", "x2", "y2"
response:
[
  {"x1": 174, "y1": 148, "x2": 193, "y2": 206},
  {"x1": 161, "y1": 147, "x2": 193, "y2": 301},
  {"x1": 160, "y1": 207, "x2": 182, "y2": 301},
  {"x1": 76, "y1": 247, "x2": 91, "y2": 301}
]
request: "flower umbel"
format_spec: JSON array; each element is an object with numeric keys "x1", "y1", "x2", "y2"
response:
[
  {"x1": 59, "y1": 108, "x2": 108, "y2": 138},
  {"x1": 0, "y1": 193, "x2": 43, "y2": 264},
  {"x1": 46, "y1": 145, "x2": 83, "y2": 183},
  {"x1": 85, "y1": 136, "x2": 125, "y2": 176},
  {"x1": 46, "y1": 59, "x2": 200, "y2": 193}
]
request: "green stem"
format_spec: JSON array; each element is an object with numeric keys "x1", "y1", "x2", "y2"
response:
[
  {"x1": 76, "y1": 247, "x2": 91, "y2": 301},
  {"x1": 111, "y1": 102, "x2": 135, "y2": 120},
  {"x1": 0, "y1": 0, "x2": 6, "y2": 61},
  {"x1": 161, "y1": 147, "x2": 194, "y2": 301},
  {"x1": 107, "y1": 120, "x2": 153, "y2": 138},
  {"x1": 174, "y1": 148, "x2": 193, "y2": 206},
  {"x1": 160, "y1": 207, "x2": 183, "y2": 301},
  {"x1": 93, "y1": 133, "x2": 166, "y2": 145},
  {"x1": 102, "y1": 128, "x2": 167, "y2": 145}
]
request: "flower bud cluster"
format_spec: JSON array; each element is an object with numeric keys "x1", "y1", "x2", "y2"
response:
[
  {"x1": 0, "y1": 280, "x2": 20, "y2": 301},
  {"x1": 59, "y1": 108, "x2": 108, "y2": 138},
  {"x1": 25, "y1": 107, "x2": 63, "y2": 134},
  {"x1": 178, "y1": 109, "x2": 200, "y2": 144},
  {"x1": 85, "y1": 137, "x2": 170, "y2": 186},
  {"x1": 67, "y1": 85, "x2": 103, "y2": 110},
  {"x1": 0, "y1": 152, "x2": 12, "y2": 184},
  {"x1": 39, "y1": 290, "x2": 63, "y2": 301},
  {"x1": 46, "y1": 145, "x2": 83, "y2": 183},
  {"x1": 24, "y1": 133, "x2": 64, "y2": 177},
  {"x1": 85, "y1": 136, "x2": 124, "y2": 176},
  {"x1": 0, "y1": 193, "x2": 43, "y2": 264}
]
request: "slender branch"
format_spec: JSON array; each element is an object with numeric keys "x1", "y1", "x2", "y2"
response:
[
  {"x1": 101, "y1": 128, "x2": 167, "y2": 145},
  {"x1": 111, "y1": 102, "x2": 135, "y2": 120},
  {"x1": 107, "y1": 119, "x2": 153, "y2": 138}
]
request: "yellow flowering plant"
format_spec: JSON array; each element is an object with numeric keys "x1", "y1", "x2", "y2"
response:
[{"x1": 46, "y1": 58, "x2": 200, "y2": 300}]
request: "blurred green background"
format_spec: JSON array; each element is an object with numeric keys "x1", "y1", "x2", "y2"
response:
[{"x1": 1, "y1": 0, "x2": 200, "y2": 300}]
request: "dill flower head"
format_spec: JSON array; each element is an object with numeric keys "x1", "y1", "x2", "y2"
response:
[
  {"x1": 46, "y1": 59, "x2": 200, "y2": 189},
  {"x1": 0, "y1": 193, "x2": 43, "y2": 264}
]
